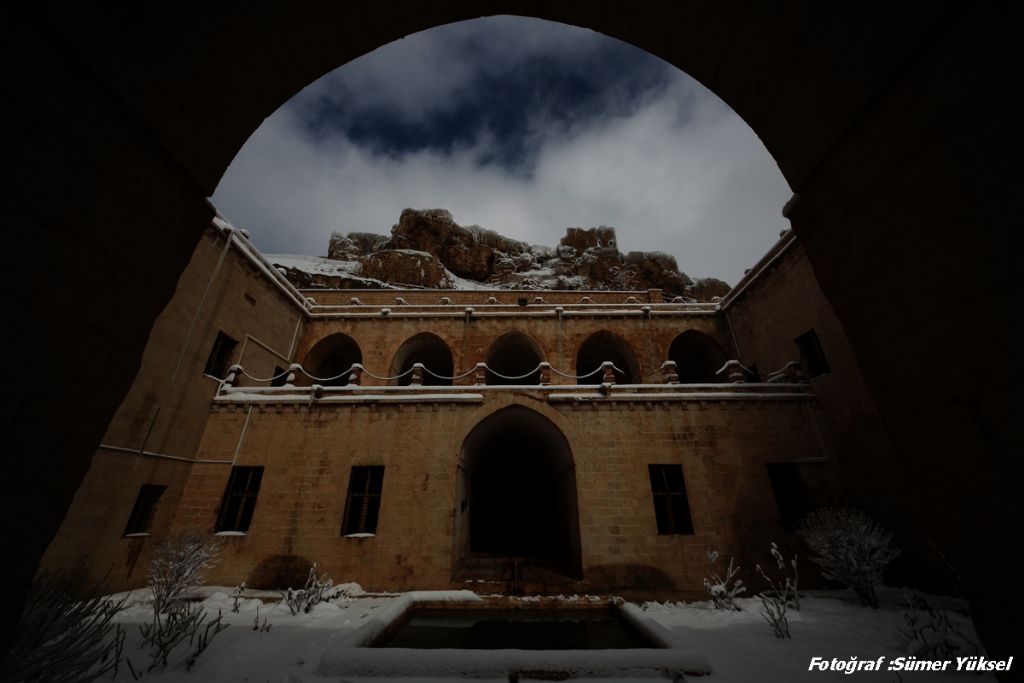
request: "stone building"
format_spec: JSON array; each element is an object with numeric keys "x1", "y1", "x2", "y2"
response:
[{"x1": 39, "y1": 216, "x2": 892, "y2": 596}]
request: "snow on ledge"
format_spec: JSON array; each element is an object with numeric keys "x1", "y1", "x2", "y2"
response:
[
  {"x1": 319, "y1": 648, "x2": 710, "y2": 679},
  {"x1": 547, "y1": 391, "x2": 813, "y2": 403},
  {"x1": 216, "y1": 392, "x2": 484, "y2": 405}
]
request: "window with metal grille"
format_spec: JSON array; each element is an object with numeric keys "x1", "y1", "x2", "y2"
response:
[
  {"x1": 795, "y1": 329, "x2": 830, "y2": 379},
  {"x1": 766, "y1": 463, "x2": 809, "y2": 533},
  {"x1": 270, "y1": 365, "x2": 288, "y2": 387},
  {"x1": 204, "y1": 331, "x2": 237, "y2": 378},
  {"x1": 215, "y1": 466, "x2": 263, "y2": 533},
  {"x1": 341, "y1": 466, "x2": 384, "y2": 536},
  {"x1": 123, "y1": 484, "x2": 166, "y2": 536},
  {"x1": 648, "y1": 464, "x2": 694, "y2": 535}
]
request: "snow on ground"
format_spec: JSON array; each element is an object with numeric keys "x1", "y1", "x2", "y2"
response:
[
  {"x1": 445, "y1": 270, "x2": 500, "y2": 291},
  {"x1": 106, "y1": 586, "x2": 993, "y2": 682},
  {"x1": 640, "y1": 589, "x2": 993, "y2": 683},
  {"x1": 264, "y1": 253, "x2": 361, "y2": 276}
]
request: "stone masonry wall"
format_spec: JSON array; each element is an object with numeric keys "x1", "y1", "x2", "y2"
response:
[
  {"x1": 173, "y1": 391, "x2": 826, "y2": 594},
  {"x1": 40, "y1": 227, "x2": 306, "y2": 591}
]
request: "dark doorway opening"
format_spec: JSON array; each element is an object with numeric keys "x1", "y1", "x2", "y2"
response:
[
  {"x1": 391, "y1": 333, "x2": 454, "y2": 386},
  {"x1": 302, "y1": 333, "x2": 362, "y2": 386},
  {"x1": 456, "y1": 407, "x2": 581, "y2": 579},
  {"x1": 576, "y1": 331, "x2": 641, "y2": 384},
  {"x1": 485, "y1": 332, "x2": 543, "y2": 385},
  {"x1": 668, "y1": 330, "x2": 727, "y2": 383}
]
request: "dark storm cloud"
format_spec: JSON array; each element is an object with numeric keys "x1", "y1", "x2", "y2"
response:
[
  {"x1": 293, "y1": 19, "x2": 673, "y2": 170},
  {"x1": 213, "y1": 16, "x2": 791, "y2": 283}
]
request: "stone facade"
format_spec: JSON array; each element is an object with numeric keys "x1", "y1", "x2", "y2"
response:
[{"x1": 40, "y1": 221, "x2": 887, "y2": 598}]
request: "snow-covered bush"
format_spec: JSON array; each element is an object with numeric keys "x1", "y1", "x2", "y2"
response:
[
  {"x1": 799, "y1": 508, "x2": 900, "y2": 608},
  {"x1": 280, "y1": 563, "x2": 337, "y2": 615},
  {"x1": 755, "y1": 543, "x2": 799, "y2": 639},
  {"x1": 0, "y1": 564, "x2": 126, "y2": 682},
  {"x1": 702, "y1": 550, "x2": 746, "y2": 610},
  {"x1": 139, "y1": 530, "x2": 227, "y2": 671},
  {"x1": 895, "y1": 595, "x2": 979, "y2": 659}
]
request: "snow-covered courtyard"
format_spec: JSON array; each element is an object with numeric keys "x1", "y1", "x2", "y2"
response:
[{"x1": 102, "y1": 585, "x2": 994, "y2": 682}]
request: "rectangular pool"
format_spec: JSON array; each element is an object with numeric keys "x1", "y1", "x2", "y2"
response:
[{"x1": 374, "y1": 607, "x2": 657, "y2": 650}]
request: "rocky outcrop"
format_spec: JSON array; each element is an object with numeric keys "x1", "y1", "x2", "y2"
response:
[
  {"x1": 624, "y1": 251, "x2": 693, "y2": 294},
  {"x1": 386, "y1": 209, "x2": 531, "y2": 281},
  {"x1": 328, "y1": 231, "x2": 387, "y2": 261},
  {"x1": 359, "y1": 249, "x2": 453, "y2": 288},
  {"x1": 687, "y1": 277, "x2": 731, "y2": 302},
  {"x1": 277, "y1": 208, "x2": 731, "y2": 300},
  {"x1": 561, "y1": 227, "x2": 619, "y2": 251}
]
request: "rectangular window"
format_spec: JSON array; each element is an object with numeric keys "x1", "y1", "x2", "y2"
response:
[
  {"x1": 342, "y1": 466, "x2": 385, "y2": 536},
  {"x1": 766, "y1": 463, "x2": 809, "y2": 533},
  {"x1": 204, "y1": 331, "x2": 238, "y2": 379},
  {"x1": 271, "y1": 365, "x2": 288, "y2": 387},
  {"x1": 123, "y1": 484, "x2": 166, "y2": 536},
  {"x1": 215, "y1": 466, "x2": 264, "y2": 533},
  {"x1": 648, "y1": 464, "x2": 694, "y2": 535},
  {"x1": 795, "y1": 329, "x2": 830, "y2": 379}
]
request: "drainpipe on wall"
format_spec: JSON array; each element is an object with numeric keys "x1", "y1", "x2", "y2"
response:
[
  {"x1": 286, "y1": 315, "x2": 302, "y2": 361},
  {"x1": 725, "y1": 309, "x2": 743, "y2": 363}
]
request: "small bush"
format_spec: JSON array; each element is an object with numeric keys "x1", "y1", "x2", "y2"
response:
[
  {"x1": 280, "y1": 563, "x2": 337, "y2": 615},
  {"x1": 799, "y1": 508, "x2": 900, "y2": 608},
  {"x1": 702, "y1": 550, "x2": 746, "y2": 610}
]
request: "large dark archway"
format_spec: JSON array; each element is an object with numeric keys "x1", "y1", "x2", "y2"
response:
[
  {"x1": 575, "y1": 331, "x2": 641, "y2": 384},
  {"x1": 668, "y1": 331, "x2": 727, "y2": 383},
  {"x1": 485, "y1": 332, "x2": 544, "y2": 385},
  {"x1": 455, "y1": 407, "x2": 581, "y2": 577},
  {"x1": 389, "y1": 332, "x2": 454, "y2": 386},
  {"x1": 302, "y1": 333, "x2": 362, "y2": 386},
  {"x1": 7, "y1": 3, "x2": 1020, "y2": 661}
]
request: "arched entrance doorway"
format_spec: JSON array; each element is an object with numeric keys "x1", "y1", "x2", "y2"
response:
[{"x1": 455, "y1": 407, "x2": 581, "y2": 580}]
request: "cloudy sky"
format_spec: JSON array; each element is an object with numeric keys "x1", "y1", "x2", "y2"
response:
[{"x1": 212, "y1": 16, "x2": 791, "y2": 284}]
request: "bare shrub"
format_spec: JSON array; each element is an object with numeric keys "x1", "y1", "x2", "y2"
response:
[
  {"x1": 799, "y1": 508, "x2": 900, "y2": 608},
  {"x1": 253, "y1": 604, "x2": 272, "y2": 633},
  {"x1": 231, "y1": 583, "x2": 246, "y2": 613},
  {"x1": 139, "y1": 530, "x2": 227, "y2": 671},
  {"x1": 280, "y1": 563, "x2": 337, "y2": 615},
  {"x1": 895, "y1": 595, "x2": 979, "y2": 659},
  {"x1": 755, "y1": 543, "x2": 798, "y2": 638},
  {"x1": 702, "y1": 550, "x2": 746, "y2": 610},
  {"x1": 0, "y1": 564, "x2": 126, "y2": 682},
  {"x1": 147, "y1": 529, "x2": 219, "y2": 615}
]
